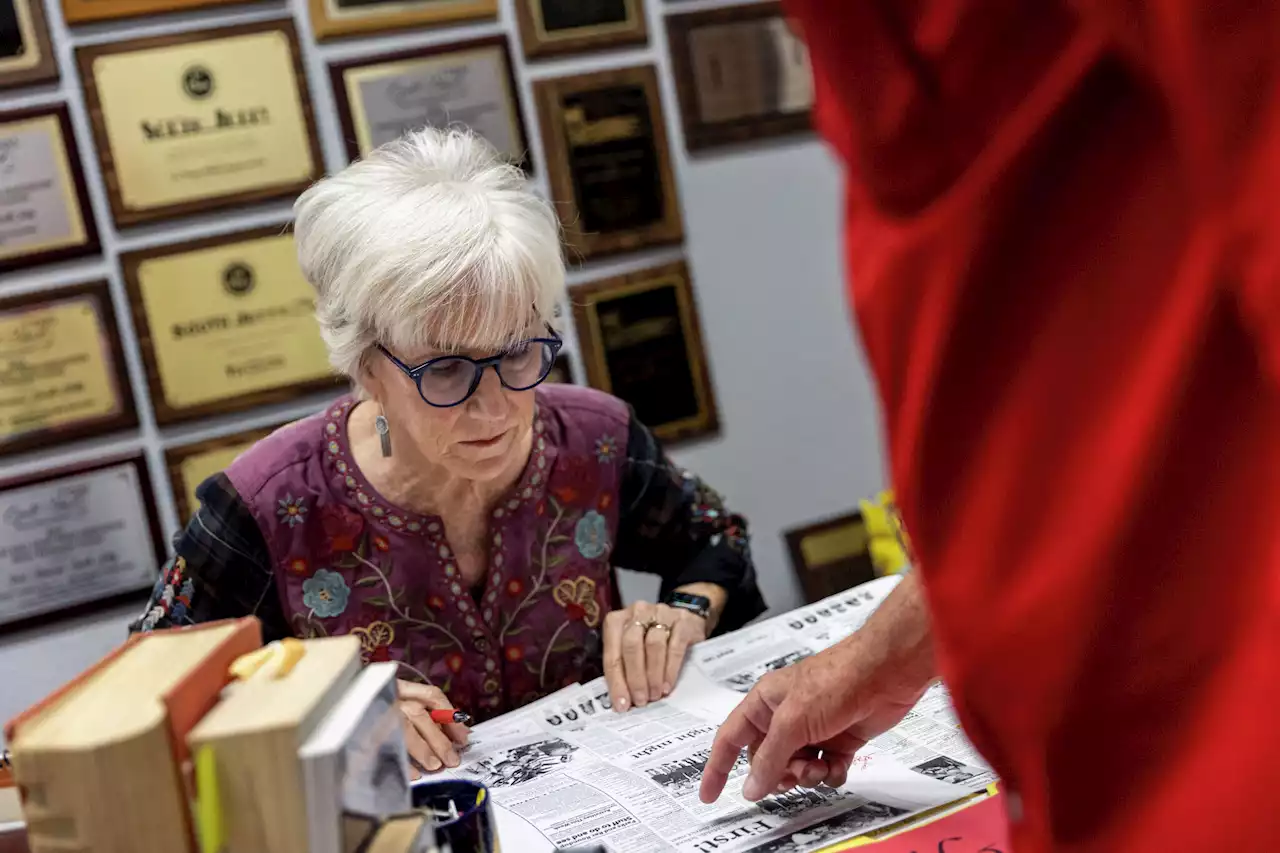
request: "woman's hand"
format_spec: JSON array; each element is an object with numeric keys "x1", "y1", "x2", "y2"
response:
[
  {"x1": 397, "y1": 679, "x2": 470, "y2": 776},
  {"x1": 603, "y1": 601, "x2": 709, "y2": 711}
]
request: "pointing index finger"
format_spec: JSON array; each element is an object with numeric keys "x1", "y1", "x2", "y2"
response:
[{"x1": 699, "y1": 700, "x2": 765, "y2": 803}]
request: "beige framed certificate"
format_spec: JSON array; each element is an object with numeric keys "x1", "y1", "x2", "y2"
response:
[
  {"x1": 330, "y1": 35, "x2": 529, "y2": 166},
  {"x1": 0, "y1": 104, "x2": 101, "y2": 274},
  {"x1": 571, "y1": 261, "x2": 718, "y2": 445},
  {"x1": 0, "y1": 454, "x2": 164, "y2": 635},
  {"x1": 534, "y1": 65, "x2": 684, "y2": 260},
  {"x1": 120, "y1": 225, "x2": 342, "y2": 425},
  {"x1": 515, "y1": 0, "x2": 647, "y2": 59},
  {"x1": 75, "y1": 20, "x2": 323, "y2": 228},
  {"x1": 667, "y1": 2, "x2": 813, "y2": 150},
  {"x1": 0, "y1": 0, "x2": 58, "y2": 89},
  {"x1": 308, "y1": 0, "x2": 495, "y2": 42},
  {"x1": 0, "y1": 281, "x2": 137, "y2": 458},
  {"x1": 165, "y1": 423, "x2": 282, "y2": 521}
]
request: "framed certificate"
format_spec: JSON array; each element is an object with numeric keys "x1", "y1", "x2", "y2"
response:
[
  {"x1": 784, "y1": 512, "x2": 876, "y2": 604},
  {"x1": 534, "y1": 65, "x2": 683, "y2": 260},
  {"x1": 0, "y1": 281, "x2": 137, "y2": 458},
  {"x1": 166, "y1": 423, "x2": 282, "y2": 522},
  {"x1": 330, "y1": 36, "x2": 529, "y2": 167},
  {"x1": 571, "y1": 261, "x2": 717, "y2": 444},
  {"x1": 0, "y1": 104, "x2": 101, "y2": 274},
  {"x1": 60, "y1": 0, "x2": 252, "y2": 24},
  {"x1": 0, "y1": 454, "x2": 164, "y2": 635},
  {"x1": 308, "y1": 0, "x2": 495, "y2": 42},
  {"x1": 76, "y1": 20, "x2": 323, "y2": 228},
  {"x1": 515, "y1": 0, "x2": 647, "y2": 60},
  {"x1": 120, "y1": 225, "x2": 343, "y2": 425},
  {"x1": 667, "y1": 2, "x2": 813, "y2": 151},
  {"x1": 0, "y1": 0, "x2": 57, "y2": 89}
]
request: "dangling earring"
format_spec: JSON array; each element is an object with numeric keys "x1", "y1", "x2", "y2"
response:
[{"x1": 375, "y1": 412, "x2": 392, "y2": 457}]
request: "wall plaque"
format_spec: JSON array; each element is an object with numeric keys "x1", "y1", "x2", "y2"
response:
[
  {"x1": 515, "y1": 0, "x2": 647, "y2": 60},
  {"x1": 0, "y1": 454, "x2": 164, "y2": 634},
  {"x1": 61, "y1": 0, "x2": 252, "y2": 25},
  {"x1": 0, "y1": 281, "x2": 137, "y2": 458},
  {"x1": 308, "y1": 0, "x2": 495, "y2": 42},
  {"x1": 166, "y1": 423, "x2": 280, "y2": 522},
  {"x1": 535, "y1": 64, "x2": 683, "y2": 259},
  {"x1": 120, "y1": 225, "x2": 342, "y2": 425},
  {"x1": 0, "y1": 104, "x2": 100, "y2": 274},
  {"x1": 0, "y1": 0, "x2": 57, "y2": 89},
  {"x1": 571, "y1": 261, "x2": 717, "y2": 444},
  {"x1": 667, "y1": 2, "x2": 813, "y2": 151},
  {"x1": 331, "y1": 36, "x2": 528, "y2": 166},
  {"x1": 784, "y1": 512, "x2": 877, "y2": 604},
  {"x1": 76, "y1": 20, "x2": 323, "y2": 228}
]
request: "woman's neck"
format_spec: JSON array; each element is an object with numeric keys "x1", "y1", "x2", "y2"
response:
[{"x1": 347, "y1": 400, "x2": 531, "y2": 517}]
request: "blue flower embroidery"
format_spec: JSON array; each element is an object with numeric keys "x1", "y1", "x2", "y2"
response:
[
  {"x1": 302, "y1": 569, "x2": 350, "y2": 619},
  {"x1": 277, "y1": 494, "x2": 308, "y2": 527},
  {"x1": 574, "y1": 511, "x2": 609, "y2": 559},
  {"x1": 594, "y1": 434, "x2": 618, "y2": 463}
]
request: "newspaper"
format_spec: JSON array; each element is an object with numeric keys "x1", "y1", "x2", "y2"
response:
[
  {"x1": 436, "y1": 577, "x2": 996, "y2": 852},
  {"x1": 448, "y1": 679, "x2": 961, "y2": 853},
  {"x1": 692, "y1": 577, "x2": 901, "y2": 694},
  {"x1": 692, "y1": 576, "x2": 995, "y2": 794}
]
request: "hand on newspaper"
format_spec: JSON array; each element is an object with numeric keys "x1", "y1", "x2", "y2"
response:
[
  {"x1": 398, "y1": 679, "x2": 470, "y2": 775},
  {"x1": 603, "y1": 600, "x2": 709, "y2": 711},
  {"x1": 699, "y1": 574, "x2": 935, "y2": 804}
]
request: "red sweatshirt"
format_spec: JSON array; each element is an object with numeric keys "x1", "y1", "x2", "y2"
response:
[{"x1": 780, "y1": 2, "x2": 1280, "y2": 850}]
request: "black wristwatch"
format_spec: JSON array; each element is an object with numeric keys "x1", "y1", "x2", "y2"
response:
[{"x1": 665, "y1": 592, "x2": 712, "y2": 620}]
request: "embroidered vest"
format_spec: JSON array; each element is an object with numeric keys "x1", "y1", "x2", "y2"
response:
[{"x1": 225, "y1": 385, "x2": 630, "y2": 720}]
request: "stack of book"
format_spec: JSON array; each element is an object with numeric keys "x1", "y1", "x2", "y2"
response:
[{"x1": 2, "y1": 618, "x2": 434, "y2": 853}]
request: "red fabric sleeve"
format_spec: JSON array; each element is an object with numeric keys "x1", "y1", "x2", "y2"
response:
[{"x1": 1071, "y1": 1, "x2": 1280, "y2": 383}]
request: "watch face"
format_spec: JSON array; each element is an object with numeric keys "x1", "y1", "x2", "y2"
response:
[{"x1": 669, "y1": 593, "x2": 711, "y2": 615}]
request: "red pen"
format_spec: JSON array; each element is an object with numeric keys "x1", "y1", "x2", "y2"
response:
[{"x1": 430, "y1": 709, "x2": 472, "y2": 726}]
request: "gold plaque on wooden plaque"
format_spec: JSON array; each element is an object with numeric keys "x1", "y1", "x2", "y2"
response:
[
  {"x1": 76, "y1": 21, "x2": 323, "y2": 228},
  {"x1": 120, "y1": 225, "x2": 341, "y2": 425}
]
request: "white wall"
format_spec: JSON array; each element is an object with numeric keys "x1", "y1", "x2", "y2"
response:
[{"x1": 0, "y1": 0, "x2": 887, "y2": 745}]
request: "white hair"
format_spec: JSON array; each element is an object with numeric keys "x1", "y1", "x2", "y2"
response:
[{"x1": 293, "y1": 127, "x2": 564, "y2": 394}]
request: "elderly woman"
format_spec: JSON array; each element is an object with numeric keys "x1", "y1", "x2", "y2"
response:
[{"x1": 132, "y1": 127, "x2": 764, "y2": 774}]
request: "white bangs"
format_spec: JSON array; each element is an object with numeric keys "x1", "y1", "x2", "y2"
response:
[{"x1": 293, "y1": 126, "x2": 565, "y2": 388}]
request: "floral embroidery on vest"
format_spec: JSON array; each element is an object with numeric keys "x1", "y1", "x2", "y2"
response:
[
  {"x1": 234, "y1": 389, "x2": 628, "y2": 722},
  {"x1": 553, "y1": 577, "x2": 601, "y2": 627}
]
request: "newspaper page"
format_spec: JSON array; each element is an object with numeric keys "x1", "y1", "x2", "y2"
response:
[
  {"x1": 692, "y1": 577, "x2": 902, "y2": 694},
  {"x1": 691, "y1": 576, "x2": 996, "y2": 793},
  {"x1": 861, "y1": 684, "x2": 997, "y2": 791},
  {"x1": 446, "y1": 678, "x2": 961, "y2": 853}
]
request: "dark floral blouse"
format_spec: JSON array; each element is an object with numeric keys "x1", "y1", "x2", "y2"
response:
[{"x1": 131, "y1": 391, "x2": 765, "y2": 719}]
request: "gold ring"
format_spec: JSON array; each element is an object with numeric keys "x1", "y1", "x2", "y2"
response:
[
  {"x1": 632, "y1": 619, "x2": 656, "y2": 632},
  {"x1": 649, "y1": 622, "x2": 672, "y2": 635}
]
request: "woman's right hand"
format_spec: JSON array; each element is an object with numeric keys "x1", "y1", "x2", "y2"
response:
[{"x1": 397, "y1": 679, "x2": 470, "y2": 775}]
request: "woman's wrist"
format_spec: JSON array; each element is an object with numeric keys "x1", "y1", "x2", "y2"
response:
[{"x1": 670, "y1": 582, "x2": 728, "y2": 635}]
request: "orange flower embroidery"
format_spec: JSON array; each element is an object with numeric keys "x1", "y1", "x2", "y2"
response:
[{"x1": 552, "y1": 577, "x2": 600, "y2": 628}]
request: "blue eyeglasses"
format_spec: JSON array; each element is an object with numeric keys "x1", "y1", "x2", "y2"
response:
[{"x1": 377, "y1": 330, "x2": 564, "y2": 408}]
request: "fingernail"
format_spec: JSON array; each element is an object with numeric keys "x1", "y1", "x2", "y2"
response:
[
  {"x1": 445, "y1": 753, "x2": 459, "y2": 768},
  {"x1": 662, "y1": 683, "x2": 671, "y2": 696},
  {"x1": 425, "y1": 757, "x2": 442, "y2": 771},
  {"x1": 743, "y1": 777, "x2": 764, "y2": 802},
  {"x1": 635, "y1": 692, "x2": 648, "y2": 706},
  {"x1": 616, "y1": 696, "x2": 629, "y2": 711}
]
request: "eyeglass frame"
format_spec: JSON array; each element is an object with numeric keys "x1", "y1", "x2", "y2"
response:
[{"x1": 375, "y1": 327, "x2": 564, "y2": 409}]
